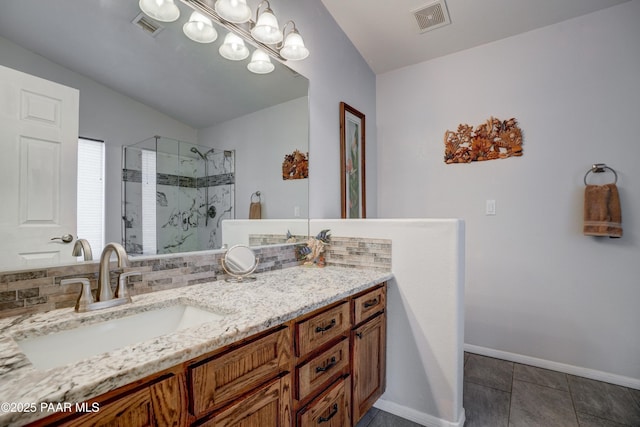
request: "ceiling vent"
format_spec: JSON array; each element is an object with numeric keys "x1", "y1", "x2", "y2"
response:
[
  {"x1": 413, "y1": 0, "x2": 451, "y2": 33},
  {"x1": 132, "y1": 13, "x2": 164, "y2": 37}
]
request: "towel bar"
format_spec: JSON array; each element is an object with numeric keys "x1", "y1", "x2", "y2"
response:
[{"x1": 584, "y1": 163, "x2": 617, "y2": 185}]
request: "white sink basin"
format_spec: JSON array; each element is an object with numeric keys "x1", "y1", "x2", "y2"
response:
[{"x1": 16, "y1": 304, "x2": 224, "y2": 370}]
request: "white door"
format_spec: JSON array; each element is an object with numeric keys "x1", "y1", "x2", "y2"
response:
[{"x1": 0, "y1": 65, "x2": 79, "y2": 269}]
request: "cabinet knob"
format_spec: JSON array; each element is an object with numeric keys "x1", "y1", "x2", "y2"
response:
[
  {"x1": 315, "y1": 356, "x2": 337, "y2": 373},
  {"x1": 315, "y1": 319, "x2": 336, "y2": 333},
  {"x1": 317, "y1": 403, "x2": 338, "y2": 424},
  {"x1": 363, "y1": 298, "x2": 379, "y2": 308}
]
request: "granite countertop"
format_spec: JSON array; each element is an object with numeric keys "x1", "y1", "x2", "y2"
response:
[{"x1": 0, "y1": 266, "x2": 392, "y2": 426}]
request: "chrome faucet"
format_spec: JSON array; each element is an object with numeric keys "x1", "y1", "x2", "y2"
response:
[
  {"x1": 61, "y1": 242, "x2": 140, "y2": 313},
  {"x1": 97, "y1": 242, "x2": 128, "y2": 302},
  {"x1": 72, "y1": 238, "x2": 93, "y2": 261}
]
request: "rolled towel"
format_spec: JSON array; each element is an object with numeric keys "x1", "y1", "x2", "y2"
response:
[
  {"x1": 583, "y1": 183, "x2": 622, "y2": 238},
  {"x1": 249, "y1": 201, "x2": 262, "y2": 219}
]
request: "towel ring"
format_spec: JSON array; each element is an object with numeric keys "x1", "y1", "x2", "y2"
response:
[
  {"x1": 251, "y1": 191, "x2": 261, "y2": 203},
  {"x1": 584, "y1": 163, "x2": 617, "y2": 186}
]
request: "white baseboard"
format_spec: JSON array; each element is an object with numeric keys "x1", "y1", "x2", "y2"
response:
[
  {"x1": 464, "y1": 344, "x2": 640, "y2": 390},
  {"x1": 373, "y1": 399, "x2": 465, "y2": 427}
]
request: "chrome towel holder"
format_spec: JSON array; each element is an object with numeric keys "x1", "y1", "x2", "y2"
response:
[
  {"x1": 584, "y1": 163, "x2": 617, "y2": 185},
  {"x1": 251, "y1": 191, "x2": 261, "y2": 203}
]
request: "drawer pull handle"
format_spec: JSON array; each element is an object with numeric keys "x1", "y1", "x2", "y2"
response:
[
  {"x1": 318, "y1": 403, "x2": 339, "y2": 424},
  {"x1": 363, "y1": 298, "x2": 379, "y2": 308},
  {"x1": 315, "y1": 319, "x2": 336, "y2": 333},
  {"x1": 315, "y1": 356, "x2": 337, "y2": 373}
]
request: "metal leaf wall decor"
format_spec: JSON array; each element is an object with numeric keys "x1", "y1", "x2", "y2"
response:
[
  {"x1": 282, "y1": 150, "x2": 309, "y2": 180},
  {"x1": 444, "y1": 116, "x2": 523, "y2": 164}
]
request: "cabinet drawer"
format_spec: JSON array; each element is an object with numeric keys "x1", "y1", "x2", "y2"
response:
[
  {"x1": 296, "y1": 302, "x2": 350, "y2": 357},
  {"x1": 190, "y1": 327, "x2": 291, "y2": 418},
  {"x1": 352, "y1": 285, "x2": 385, "y2": 326},
  {"x1": 199, "y1": 374, "x2": 292, "y2": 427},
  {"x1": 296, "y1": 338, "x2": 349, "y2": 401},
  {"x1": 297, "y1": 376, "x2": 351, "y2": 427}
]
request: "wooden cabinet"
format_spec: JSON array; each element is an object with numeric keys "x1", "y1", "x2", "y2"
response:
[
  {"x1": 199, "y1": 374, "x2": 292, "y2": 427},
  {"x1": 296, "y1": 338, "x2": 349, "y2": 402},
  {"x1": 190, "y1": 326, "x2": 291, "y2": 418},
  {"x1": 33, "y1": 282, "x2": 387, "y2": 427},
  {"x1": 350, "y1": 285, "x2": 387, "y2": 424},
  {"x1": 295, "y1": 302, "x2": 350, "y2": 358},
  {"x1": 56, "y1": 372, "x2": 189, "y2": 427},
  {"x1": 351, "y1": 313, "x2": 386, "y2": 423},
  {"x1": 297, "y1": 377, "x2": 351, "y2": 427}
]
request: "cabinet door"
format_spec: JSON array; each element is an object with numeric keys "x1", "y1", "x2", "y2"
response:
[
  {"x1": 190, "y1": 327, "x2": 291, "y2": 418},
  {"x1": 352, "y1": 313, "x2": 386, "y2": 423},
  {"x1": 60, "y1": 374, "x2": 188, "y2": 427},
  {"x1": 297, "y1": 376, "x2": 351, "y2": 427},
  {"x1": 200, "y1": 374, "x2": 292, "y2": 427}
]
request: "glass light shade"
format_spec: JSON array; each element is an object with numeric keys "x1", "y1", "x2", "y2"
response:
[
  {"x1": 183, "y1": 12, "x2": 218, "y2": 43},
  {"x1": 247, "y1": 49, "x2": 275, "y2": 74},
  {"x1": 139, "y1": 0, "x2": 180, "y2": 22},
  {"x1": 251, "y1": 9, "x2": 282, "y2": 44},
  {"x1": 215, "y1": 0, "x2": 251, "y2": 23},
  {"x1": 280, "y1": 31, "x2": 309, "y2": 60},
  {"x1": 219, "y1": 32, "x2": 250, "y2": 61}
]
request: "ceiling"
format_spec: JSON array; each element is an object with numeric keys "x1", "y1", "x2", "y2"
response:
[
  {"x1": 0, "y1": 0, "x2": 307, "y2": 129},
  {"x1": 0, "y1": 0, "x2": 629, "y2": 125},
  {"x1": 320, "y1": 0, "x2": 631, "y2": 74}
]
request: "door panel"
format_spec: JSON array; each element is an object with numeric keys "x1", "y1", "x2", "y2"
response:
[{"x1": 0, "y1": 65, "x2": 79, "y2": 269}]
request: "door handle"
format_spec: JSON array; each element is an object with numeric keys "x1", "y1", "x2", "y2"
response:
[{"x1": 51, "y1": 234, "x2": 74, "y2": 243}]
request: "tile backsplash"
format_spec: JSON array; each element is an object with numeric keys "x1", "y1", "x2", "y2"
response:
[
  {"x1": 0, "y1": 236, "x2": 391, "y2": 319},
  {"x1": 0, "y1": 244, "x2": 300, "y2": 319}
]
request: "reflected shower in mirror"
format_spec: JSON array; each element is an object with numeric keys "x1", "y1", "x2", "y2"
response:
[{"x1": 123, "y1": 136, "x2": 235, "y2": 255}]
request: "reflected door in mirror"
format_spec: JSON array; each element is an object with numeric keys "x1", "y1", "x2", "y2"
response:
[{"x1": 0, "y1": 65, "x2": 79, "y2": 269}]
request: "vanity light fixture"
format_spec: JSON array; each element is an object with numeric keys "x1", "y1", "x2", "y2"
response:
[
  {"x1": 214, "y1": 0, "x2": 252, "y2": 24},
  {"x1": 139, "y1": 0, "x2": 180, "y2": 23},
  {"x1": 247, "y1": 49, "x2": 275, "y2": 74},
  {"x1": 219, "y1": 32, "x2": 250, "y2": 60},
  {"x1": 140, "y1": 0, "x2": 310, "y2": 74},
  {"x1": 250, "y1": 1, "x2": 282, "y2": 45},
  {"x1": 280, "y1": 21, "x2": 309, "y2": 61},
  {"x1": 183, "y1": 11, "x2": 218, "y2": 43}
]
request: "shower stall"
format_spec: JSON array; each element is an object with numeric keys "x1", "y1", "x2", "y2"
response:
[{"x1": 122, "y1": 136, "x2": 235, "y2": 255}]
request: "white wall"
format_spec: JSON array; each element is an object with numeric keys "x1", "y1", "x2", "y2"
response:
[
  {"x1": 377, "y1": 1, "x2": 640, "y2": 386},
  {"x1": 275, "y1": 0, "x2": 378, "y2": 219},
  {"x1": 199, "y1": 97, "x2": 309, "y2": 220},
  {"x1": 0, "y1": 36, "x2": 198, "y2": 246}
]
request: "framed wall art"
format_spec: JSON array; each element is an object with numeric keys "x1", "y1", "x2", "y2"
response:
[{"x1": 340, "y1": 102, "x2": 366, "y2": 218}]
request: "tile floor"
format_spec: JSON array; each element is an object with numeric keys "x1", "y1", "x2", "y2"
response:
[{"x1": 356, "y1": 353, "x2": 640, "y2": 427}]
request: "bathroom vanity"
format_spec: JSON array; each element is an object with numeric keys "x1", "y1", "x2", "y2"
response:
[{"x1": 0, "y1": 266, "x2": 391, "y2": 426}]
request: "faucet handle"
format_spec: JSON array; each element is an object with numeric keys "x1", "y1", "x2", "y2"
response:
[
  {"x1": 60, "y1": 278, "x2": 93, "y2": 313},
  {"x1": 116, "y1": 271, "x2": 141, "y2": 302}
]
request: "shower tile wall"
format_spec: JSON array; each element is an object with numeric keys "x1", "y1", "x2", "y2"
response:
[{"x1": 123, "y1": 146, "x2": 234, "y2": 255}]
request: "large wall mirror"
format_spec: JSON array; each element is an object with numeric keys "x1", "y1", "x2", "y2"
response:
[{"x1": 0, "y1": 0, "x2": 309, "y2": 271}]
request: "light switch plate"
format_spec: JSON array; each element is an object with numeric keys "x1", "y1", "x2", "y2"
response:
[{"x1": 486, "y1": 199, "x2": 496, "y2": 215}]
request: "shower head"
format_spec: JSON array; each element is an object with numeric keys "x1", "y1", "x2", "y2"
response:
[{"x1": 190, "y1": 147, "x2": 206, "y2": 159}]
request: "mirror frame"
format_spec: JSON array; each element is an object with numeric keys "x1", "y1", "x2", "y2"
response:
[{"x1": 221, "y1": 245, "x2": 259, "y2": 281}]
